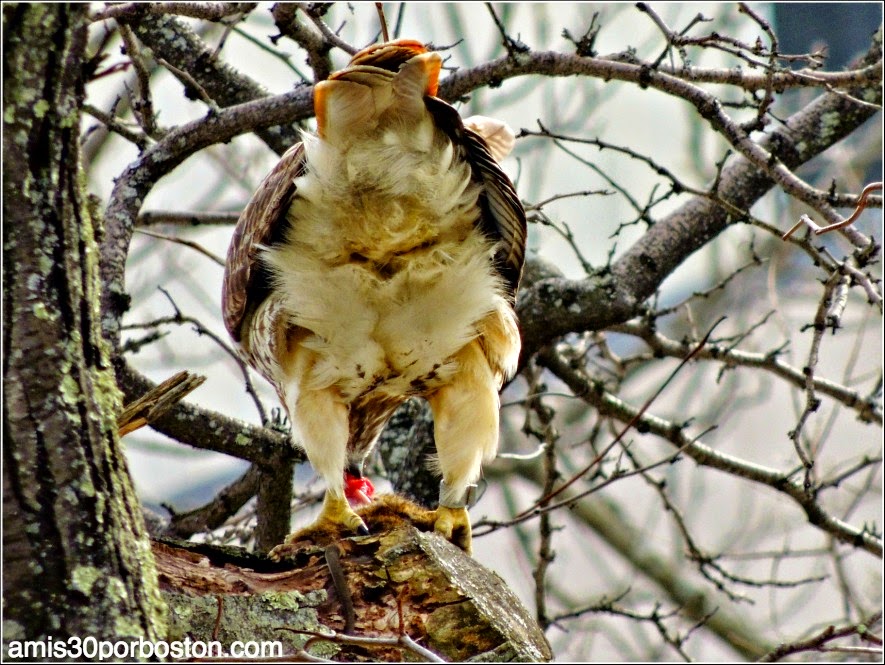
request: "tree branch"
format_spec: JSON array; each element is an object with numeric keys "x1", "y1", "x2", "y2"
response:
[
  {"x1": 517, "y1": 33, "x2": 882, "y2": 361},
  {"x1": 115, "y1": 360, "x2": 296, "y2": 466},
  {"x1": 537, "y1": 347, "x2": 884, "y2": 557},
  {"x1": 123, "y1": 12, "x2": 304, "y2": 154}
]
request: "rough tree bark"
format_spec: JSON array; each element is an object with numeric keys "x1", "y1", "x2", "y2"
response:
[
  {"x1": 2, "y1": 3, "x2": 166, "y2": 645},
  {"x1": 155, "y1": 519, "x2": 552, "y2": 662}
]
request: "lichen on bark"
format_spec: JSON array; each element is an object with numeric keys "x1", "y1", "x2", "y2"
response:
[{"x1": 2, "y1": 2, "x2": 167, "y2": 645}]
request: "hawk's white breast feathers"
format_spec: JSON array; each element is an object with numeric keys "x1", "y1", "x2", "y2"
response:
[{"x1": 261, "y1": 127, "x2": 517, "y2": 400}]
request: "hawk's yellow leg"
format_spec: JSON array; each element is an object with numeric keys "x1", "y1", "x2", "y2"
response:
[
  {"x1": 427, "y1": 339, "x2": 501, "y2": 555},
  {"x1": 274, "y1": 342, "x2": 370, "y2": 546}
]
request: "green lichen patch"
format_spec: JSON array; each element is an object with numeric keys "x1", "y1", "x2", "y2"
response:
[
  {"x1": 163, "y1": 591, "x2": 336, "y2": 659},
  {"x1": 70, "y1": 565, "x2": 103, "y2": 595},
  {"x1": 259, "y1": 589, "x2": 308, "y2": 612}
]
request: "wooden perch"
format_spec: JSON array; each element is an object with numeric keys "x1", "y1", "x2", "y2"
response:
[
  {"x1": 154, "y1": 520, "x2": 552, "y2": 662},
  {"x1": 117, "y1": 370, "x2": 206, "y2": 437}
]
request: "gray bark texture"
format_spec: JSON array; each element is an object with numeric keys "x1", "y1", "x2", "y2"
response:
[
  {"x1": 155, "y1": 522, "x2": 552, "y2": 662},
  {"x1": 2, "y1": 2, "x2": 166, "y2": 646}
]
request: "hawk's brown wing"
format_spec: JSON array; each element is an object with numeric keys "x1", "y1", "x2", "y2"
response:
[
  {"x1": 222, "y1": 143, "x2": 306, "y2": 341},
  {"x1": 426, "y1": 97, "x2": 527, "y2": 300},
  {"x1": 460, "y1": 125, "x2": 526, "y2": 298}
]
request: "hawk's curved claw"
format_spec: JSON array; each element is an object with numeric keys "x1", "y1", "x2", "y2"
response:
[
  {"x1": 433, "y1": 505, "x2": 472, "y2": 555},
  {"x1": 269, "y1": 491, "x2": 369, "y2": 560},
  {"x1": 316, "y1": 491, "x2": 369, "y2": 535}
]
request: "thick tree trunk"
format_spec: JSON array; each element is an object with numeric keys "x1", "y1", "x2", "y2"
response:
[{"x1": 2, "y1": 3, "x2": 166, "y2": 645}]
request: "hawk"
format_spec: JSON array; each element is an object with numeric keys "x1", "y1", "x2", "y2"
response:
[{"x1": 222, "y1": 40, "x2": 526, "y2": 553}]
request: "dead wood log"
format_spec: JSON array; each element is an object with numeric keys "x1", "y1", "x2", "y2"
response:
[{"x1": 154, "y1": 520, "x2": 552, "y2": 662}]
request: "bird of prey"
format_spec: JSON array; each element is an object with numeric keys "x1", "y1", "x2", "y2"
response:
[{"x1": 222, "y1": 39, "x2": 526, "y2": 554}]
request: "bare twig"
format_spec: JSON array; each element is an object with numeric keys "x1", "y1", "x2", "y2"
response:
[
  {"x1": 475, "y1": 437, "x2": 697, "y2": 535},
  {"x1": 537, "y1": 347, "x2": 883, "y2": 557},
  {"x1": 759, "y1": 611, "x2": 883, "y2": 662},
  {"x1": 123, "y1": 290, "x2": 269, "y2": 426},
  {"x1": 134, "y1": 228, "x2": 225, "y2": 266},
  {"x1": 83, "y1": 103, "x2": 150, "y2": 149},
  {"x1": 559, "y1": 593, "x2": 706, "y2": 662},
  {"x1": 787, "y1": 269, "x2": 853, "y2": 486},
  {"x1": 628, "y1": 447, "x2": 827, "y2": 601},
  {"x1": 782, "y1": 182, "x2": 884, "y2": 239},
  {"x1": 271, "y1": 4, "x2": 333, "y2": 82},
  {"x1": 137, "y1": 210, "x2": 240, "y2": 226},
  {"x1": 514, "y1": 317, "x2": 726, "y2": 515},
  {"x1": 278, "y1": 627, "x2": 446, "y2": 663},
  {"x1": 298, "y1": 3, "x2": 359, "y2": 56},
  {"x1": 156, "y1": 57, "x2": 221, "y2": 113},
  {"x1": 521, "y1": 363, "x2": 558, "y2": 630},
  {"x1": 118, "y1": 24, "x2": 158, "y2": 136},
  {"x1": 375, "y1": 3, "x2": 389, "y2": 43},
  {"x1": 485, "y1": 3, "x2": 530, "y2": 56},
  {"x1": 610, "y1": 320, "x2": 882, "y2": 425}
]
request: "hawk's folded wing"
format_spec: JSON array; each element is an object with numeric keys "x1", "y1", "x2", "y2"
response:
[
  {"x1": 222, "y1": 143, "x2": 306, "y2": 341},
  {"x1": 426, "y1": 97, "x2": 526, "y2": 300}
]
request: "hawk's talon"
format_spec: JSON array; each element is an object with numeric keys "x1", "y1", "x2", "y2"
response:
[
  {"x1": 271, "y1": 490, "x2": 370, "y2": 557},
  {"x1": 266, "y1": 407, "x2": 290, "y2": 434},
  {"x1": 318, "y1": 491, "x2": 369, "y2": 535},
  {"x1": 433, "y1": 504, "x2": 473, "y2": 555}
]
